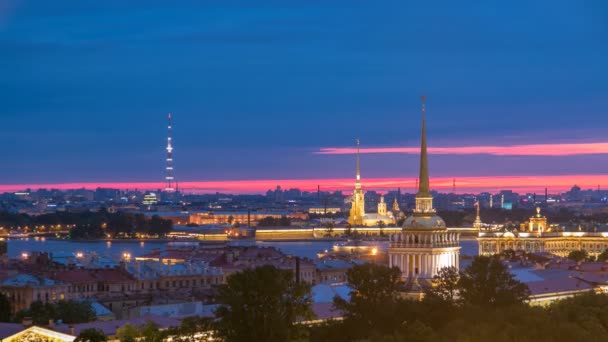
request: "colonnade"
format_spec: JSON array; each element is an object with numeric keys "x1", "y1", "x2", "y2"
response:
[
  {"x1": 390, "y1": 232, "x2": 460, "y2": 247},
  {"x1": 389, "y1": 250, "x2": 459, "y2": 279}
]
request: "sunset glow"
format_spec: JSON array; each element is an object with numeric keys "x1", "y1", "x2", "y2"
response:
[
  {"x1": 317, "y1": 142, "x2": 608, "y2": 156},
  {"x1": 3, "y1": 174, "x2": 607, "y2": 194}
]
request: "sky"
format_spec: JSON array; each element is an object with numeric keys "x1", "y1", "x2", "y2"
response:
[{"x1": 1, "y1": 1, "x2": 607, "y2": 194}]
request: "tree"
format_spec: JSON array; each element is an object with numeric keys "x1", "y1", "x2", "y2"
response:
[
  {"x1": 139, "y1": 320, "x2": 163, "y2": 342},
  {"x1": 0, "y1": 240, "x2": 7, "y2": 255},
  {"x1": 15, "y1": 301, "x2": 56, "y2": 325},
  {"x1": 116, "y1": 323, "x2": 140, "y2": 342},
  {"x1": 458, "y1": 256, "x2": 530, "y2": 308},
  {"x1": 377, "y1": 220, "x2": 386, "y2": 229},
  {"x1": 166, "y1": 316, "x2": 214, "y2": 341},
  {"x1": 75, "y1": 328, "x2": 107, "y2": 342},
  {"x1": 55, "y1": 300, "x2": 95, "y2": 324},
  {"x1": 215, "y1": 265, "x2": 313, "y2": 342},
  {"x1": 324, "y1": 222, "x2": 334, "y2": 237},
  {"x1": 334, "y1": 263, "x2": 403, "y2": 338},
  {"x1": 425, "y1": 266, "x2": 459, "y2": 302},
  {"x1": 567, "y1": 250, "x2": 588, "y2": 262},
  {"x1": 597, "y1": 249, "x2": 608, "y2": 262},
  {"x1": 0, "y1": 293, "x2": 11, "y2": 322}
]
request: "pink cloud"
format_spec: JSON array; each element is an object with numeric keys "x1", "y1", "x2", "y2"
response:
[
  {"x1": 316, "y1": 142, "x2": 608, "y2": 156},
  {"x1": 2, "y1": 174, "x2": 607, "y2": 194}
]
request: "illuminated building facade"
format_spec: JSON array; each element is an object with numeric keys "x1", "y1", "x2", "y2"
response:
[
  {"x1": 348, "y1": 140, "x2": 395, "y2": 226},
  {"x1": 389, "y1": 97, "x2": 461, "y2": 286},
  {"x1": 142, "y1": 193, "x2": 158, "y2": 205},
  {"x1": 361, "y1": 195, "x2": 396, "y2": 226},
  {"x1": 478, "y1": 207, "x2": 608, "y2": 257},
  {"x1": 189, "y1": 211, "x2": 308, "y2": 226}
]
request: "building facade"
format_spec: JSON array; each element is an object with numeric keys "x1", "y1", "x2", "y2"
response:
[{"x1": 478, "y1": 208, "x2": 608, "y2": 257}]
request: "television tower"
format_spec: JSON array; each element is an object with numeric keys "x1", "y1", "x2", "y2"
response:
[{"x1": 165, "y1": 113, "x2": 175, "y2": 192}]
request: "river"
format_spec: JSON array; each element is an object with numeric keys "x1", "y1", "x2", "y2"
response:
[{"x1": 5, "y1": 237, "x2": 479, "y2": 261}]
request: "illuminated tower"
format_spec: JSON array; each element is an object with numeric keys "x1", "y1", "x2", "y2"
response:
[
  {"x1": 348, "y1": 139, "x2": 365, "y2": 226},
  {"x1": 165, "y1": 113, "x2": 175, "y2": 192},
  {"x1": 473, "y1": 201, "x2": 483, "y2": 229},
  {"x1": 389, "y1": 96, "x2": 460, "y2": 288},
  {"x1": 378, "y1": 195, "x2": 387, "y2": 216}
]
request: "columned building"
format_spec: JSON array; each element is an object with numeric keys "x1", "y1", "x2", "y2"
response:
[
  {"x1": 389, "y1": 97, "x2": 460, "y2": 285},
  {"x1": 478, "y1": 207, "x2": 608, "y2": 257}
]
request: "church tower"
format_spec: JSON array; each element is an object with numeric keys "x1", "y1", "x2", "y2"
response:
[
  {"x1": 348, "y1": 139, "x2": 365, "y2": 226},
  {"x1": 378, "y1": 195, "x2": 387, "y2": 216},
  {"x1": 472, "y1": 201, "x2": 483, "y2": 229},
  {"x1": 389, "y1": 96, "x2": 461, "y2": 288}
]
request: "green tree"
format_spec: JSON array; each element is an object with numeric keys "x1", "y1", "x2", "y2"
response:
[
  {"x1": 75, "y1": 328, "x2": 107, "y2": 342},
  {"x1": 55, "y1": 300, "x2": 95, "y2": 324},
  {"x1": 597, "y1": 249, "x2": 608, "y2": 262},
  {"x1": 0, "y1": 240, "x2": 7, "y2": 255},
  {"x1": 334, "y1": 263, "x2": 403, "y2": 338},
  {"x1": 215, "y1": 265, "x2": 313, "y2": 342},
  {"x1": 567, "y1": 250, "x2": 588, "y2": 262},
  {"x1": 458, "y1": 256, "x2": 530, "y2": 308},
  {"x1": 116, "y1": 323, "x2": 140, "y2": 342},
  {"x1": 166, "y1": 316, "x2": 214, "y2": 341},
  {"x1": 0, "y1": 293, "x2": 11, "y2": 322},
  {"x1": 15, "y1": 301, "x2": 56, "y2": 325},
  {"x1": 324, "y1": 222, "x2": 334, "y2": 237},
  {"x1": 139, "y1": 320, "x2": 163, "y2": 342},
  {"x1": 425, "y1": 266, "x2": 459, "y2": 302},
  {"x1": 548, "y1": 292, "x2": 608, "y2": 339}
]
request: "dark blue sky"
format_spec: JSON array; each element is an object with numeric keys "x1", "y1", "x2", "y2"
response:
[{"x1": 1, "y1": 1, "x2": 607, "y2": 186}]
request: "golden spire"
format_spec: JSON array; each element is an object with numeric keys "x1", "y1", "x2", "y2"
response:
[
  {"x1": 355, "y1": 138, "x2": 361, "y2": 189},
  {"x1": 417, "y1": 96, "x2": 430, "y2": 197}
]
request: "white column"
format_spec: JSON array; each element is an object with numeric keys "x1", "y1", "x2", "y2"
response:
[{"x1": 422, "y1": 255, "x2": 426, "y2": 277}]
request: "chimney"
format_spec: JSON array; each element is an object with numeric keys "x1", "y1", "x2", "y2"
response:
[{"x1": 22, "y1": 317, "x2": 33, "y2": 327}]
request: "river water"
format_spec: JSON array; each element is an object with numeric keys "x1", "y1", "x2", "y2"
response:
[{"x1": 5, "y1": 238, "x2": 479, "y2": 260}]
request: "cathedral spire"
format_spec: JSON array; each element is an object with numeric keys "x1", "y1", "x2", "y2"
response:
[
  {"x1": 355, "y1": 138, "x2": 361, "y2": 189},
  {"x1": 418, "y1": 96, "x2": 430, "y2": 196}
]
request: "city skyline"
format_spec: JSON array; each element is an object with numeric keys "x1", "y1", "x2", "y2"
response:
[{"x1": 2, "y1": 1, "x2": 607, "y2": 191}]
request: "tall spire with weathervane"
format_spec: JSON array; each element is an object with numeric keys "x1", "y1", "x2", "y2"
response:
[
  {"x1": 348, "y1": 138, "x2": 365, "y2": 226},
  {"x1": 414, "y1": 96, "x2": 434, "y2": 215},
  {"x1": 355, "y1": 138, "x2": 361, "y2": 190}
]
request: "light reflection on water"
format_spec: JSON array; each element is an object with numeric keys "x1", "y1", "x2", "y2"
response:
[{"x1": 6, "y1": 238, "x2": 479, "y2": 261}]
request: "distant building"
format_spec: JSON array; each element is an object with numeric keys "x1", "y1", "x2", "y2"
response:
[
  {"x1": 478, "y1": 207, "x2": 608, "y2": 257},
  {"x1": 347, "y1": 140, "x2": 395, "y2": 226},
  {"x1": 189, "y1": 211, "x2": 307, "y2": 226},
  {"x1": 308, "y1": 207, "x2": 341, "y2": 215},
  {"x1": 142, "y1": 193, "x2": 158, "y2": 205}
]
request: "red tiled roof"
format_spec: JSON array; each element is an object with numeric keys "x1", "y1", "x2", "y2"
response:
[{"x1": 53, "y1": 269, "x2": 134, "y2": 283}]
